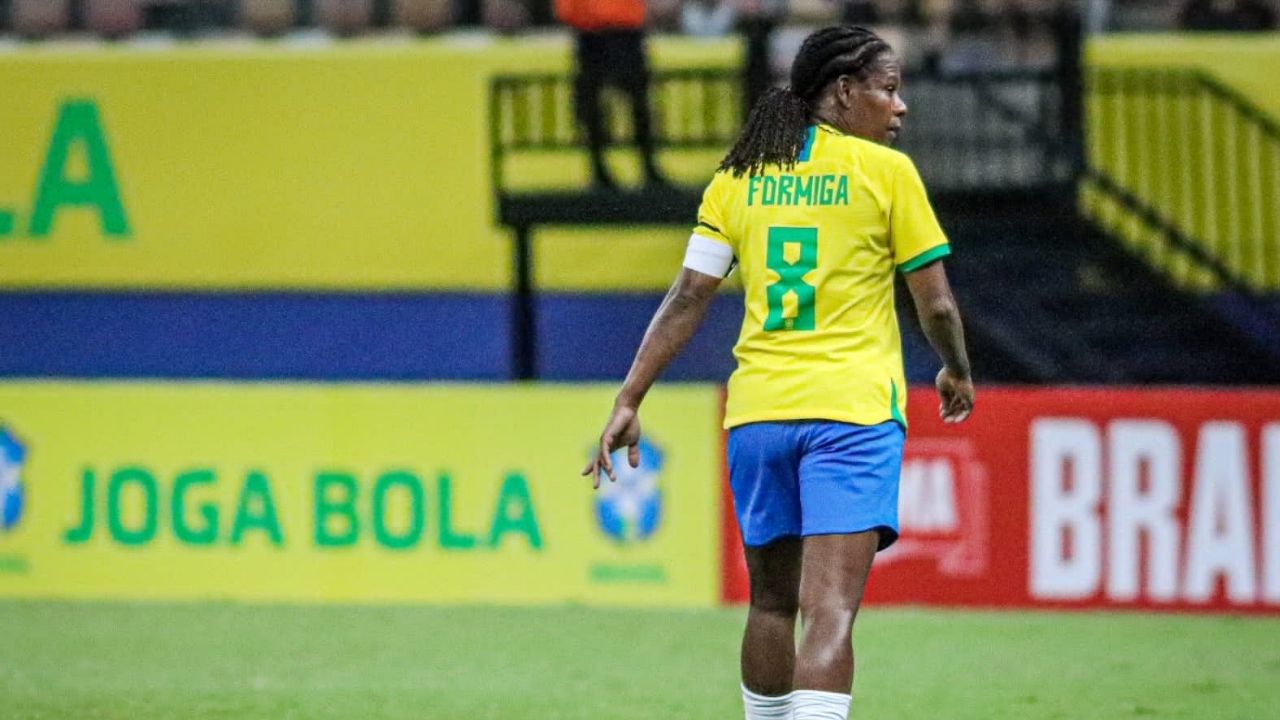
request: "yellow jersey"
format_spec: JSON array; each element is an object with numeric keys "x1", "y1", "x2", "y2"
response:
[{"x1": 693, "y1": 124, "x2": 950, "y2": 430}]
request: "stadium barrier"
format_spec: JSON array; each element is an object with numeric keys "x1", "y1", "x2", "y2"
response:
[
  {"x1": 0, "y1": 36, "x2": 736, "y2": 291},
  {"x1": 1084, "y1": 36, "x2": 1280, "y2": 294},
  {"x1": 3, "y1": 383, "x2": 1276, "y2": 614},
  {"x1": 0, "y1": 382, "x2": 722, "y2": 606},
  {"x1": 6, "y1": 35, "x2": 1269, "y2": 296},
  {"x1": 722, "y1": 388, "x2": 1280, "y2": 615},
  {"x1": 1083, "y1": 68, "x2": 1280, "y2": 293}
]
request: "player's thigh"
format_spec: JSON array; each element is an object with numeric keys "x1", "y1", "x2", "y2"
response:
[
  {"x1": 728, "y1": 422, "x2": 803, "y2": 548},
  {"x1": 798, "y1": 421, "x2": 905, "y2": 550},
  {"x1": 799, "y1": 531, "x2": 880, "y2": 615}
]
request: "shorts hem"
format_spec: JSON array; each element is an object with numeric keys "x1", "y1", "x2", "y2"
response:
[
  {"x1": 801, "y1": 524, "x2": 899, "y2": 552},
  {"x1": 741, "y1": 531, "x2": 801, "y2": 549}
]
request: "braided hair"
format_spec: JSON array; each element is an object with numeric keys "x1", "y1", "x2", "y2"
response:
[{"x1": 719, "y1": 26, "x2": 893, "y2": 177}]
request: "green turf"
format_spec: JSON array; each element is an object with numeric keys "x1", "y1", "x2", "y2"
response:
[{"x1": 1, "y1": 601, "x2": 1278, "y2": 719}]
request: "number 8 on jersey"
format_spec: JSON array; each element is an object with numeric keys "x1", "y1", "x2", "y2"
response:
[{"x1": 764, "y1": 226, "x2": 819, "y2": 332}]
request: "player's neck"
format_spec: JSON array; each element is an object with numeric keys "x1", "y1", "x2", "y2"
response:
[{"x1": 810, "y1": 110, "x2": 850, "y2": 136}]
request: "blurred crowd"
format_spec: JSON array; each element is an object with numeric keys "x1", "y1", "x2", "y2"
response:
[{"x1": 1, "y1": 1, "x2": 1274, "y2": 40}]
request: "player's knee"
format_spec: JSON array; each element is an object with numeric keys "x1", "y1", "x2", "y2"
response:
[
  {"x1": 800, "y1": 594, "x2": 859, "y2": 632},
  {"x1": 749, "y1": 586, "x2": 799, "y2": 617}
]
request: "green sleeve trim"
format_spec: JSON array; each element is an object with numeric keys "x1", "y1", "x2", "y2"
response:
[{"x1": 897, "y1": 244, "x2": 951, "y2": 273}]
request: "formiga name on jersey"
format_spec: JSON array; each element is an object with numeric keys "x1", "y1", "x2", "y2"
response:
[{"x1": 747, "y1": 174, "x2": 850, "y2": 207}]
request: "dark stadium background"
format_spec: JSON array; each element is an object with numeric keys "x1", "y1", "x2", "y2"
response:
[{"x1": 0, "y1": 2, "x2": 1278, "y2": 719}]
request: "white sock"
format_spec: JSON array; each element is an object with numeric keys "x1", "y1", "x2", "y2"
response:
[
  {"x1": 791, "y1": 689, "x2": 851, "y2": 720},
  {"x1": 742, "y1": 684, "x2": 792, "y2": 720}
]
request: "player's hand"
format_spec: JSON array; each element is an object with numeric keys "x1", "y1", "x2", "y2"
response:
[
  {"x1": 935, "y1": 368, "x2": 974, "y2": 424},
  {"x1": 581, "y1": 404, "x2": 642, "y2": 489}
]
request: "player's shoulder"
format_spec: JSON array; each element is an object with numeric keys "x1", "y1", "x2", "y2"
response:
[
  {"x1": 817, "y1": 127, "x2": 914, "y2": 173},
  {"x1": 704, "y1": 167, "x2": 749, "y2": 198},
  {"x1": 708, "y1": 166, "x2": 748, "y2": 183}
]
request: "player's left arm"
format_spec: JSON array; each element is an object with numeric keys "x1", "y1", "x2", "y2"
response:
[
  {"x1": 582, "y1": 267, "x2": 722, "y2": 488},
  {"x1": 904, "y1": 261, "x2": 973, "y2": 423},
  {"x1": 890, "y1": 152, "x2": 974, "y2": 423}
]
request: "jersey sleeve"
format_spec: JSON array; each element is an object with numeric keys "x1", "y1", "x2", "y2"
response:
[
  {"x1": 692, "y1": 172, "x2": 734, "y2": 250},
  {"x1": 890, "y1": 154, "x2": 951, "y2": 273}
]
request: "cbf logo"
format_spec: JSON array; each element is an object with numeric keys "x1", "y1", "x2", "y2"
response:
[
  {"x1": 0, "y1": 427, "x2": 27, "y2": 533},
  {"x1": 593, "y1": 438, "x2": 663, "y2": 544}
]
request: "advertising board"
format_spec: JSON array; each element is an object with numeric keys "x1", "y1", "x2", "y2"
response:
[
  {"x1": 722, "y1": 388, "x2": 1280, "y2": 613},
  {"x1": 0, "y1": 382, "x2": 722, "y2": 606},
  {"x1": 0, "y1": 39, "x2": 735, "y2": 291}
]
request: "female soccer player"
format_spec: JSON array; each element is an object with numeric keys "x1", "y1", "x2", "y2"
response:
[{"x1": 583, "y1": 25, "x2": 975, "y2": 720}]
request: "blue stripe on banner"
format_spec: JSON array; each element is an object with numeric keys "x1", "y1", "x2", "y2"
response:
[
  {"x1": 1, "y1": 291, "x2": 940, "y2": 383},
  {"x1": 0, "y1": 292, "x2": 512, "y2": 380},
  {"x1": 537, "y1": 293, "x2": 742, "y2": 381}
]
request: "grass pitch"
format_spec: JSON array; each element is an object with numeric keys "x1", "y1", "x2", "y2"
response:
[{"x1": 1, "y1": 601, "x2": 1278, "y2": 719}]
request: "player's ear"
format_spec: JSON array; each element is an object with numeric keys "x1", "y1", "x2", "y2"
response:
[{"x1": 835, "y1": 75, "x2": 856, "y2": 109}]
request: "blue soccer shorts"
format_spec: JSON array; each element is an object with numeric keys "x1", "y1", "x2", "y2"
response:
[{"x1": 727, "y1": 420, "x2": 905, "y2": 550}]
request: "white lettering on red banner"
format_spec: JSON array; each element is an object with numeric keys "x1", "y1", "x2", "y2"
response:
[
  {"x1": 1030, "y1": 418, "x2": 1278, "y2": 606},
  {"x1": 877, "y1": 438, "x2": 989, "y2": 579},
  {"x1": 722, "y1": 389, "x2": 1280, "y2": 613}
]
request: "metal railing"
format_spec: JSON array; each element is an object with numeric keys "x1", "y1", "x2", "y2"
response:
[
  {"x1": 1084, "y1": 67, "x2": 1280, "y2": 293},
  {"x1": 490, "y1": 70, "x2": 742, "y2": 152},
  {"x1": 489, "y1": 67, "x2": 1078, "y2": 379},
  {"x1": 490, "y1": 69, "x2": 742, "y2": 195},
  {"x1": 895, "y1": 69, "x2": 1074, "y2": 193},
  {"x1": 490, "y1": 67, "x2": 1073, "y2": 198}
]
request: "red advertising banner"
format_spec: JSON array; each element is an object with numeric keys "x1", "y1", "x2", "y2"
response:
[{"x1": 720, "y1": 388, "x2": 1280, "y2": 614}]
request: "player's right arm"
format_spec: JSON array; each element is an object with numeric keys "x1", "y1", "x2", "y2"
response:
[
  {"x1": 582, "y1": 176, "x2": 734, "y2": 487},
  {"x1": 581, "y1": 267, "x2": 723, "y2": 487}
]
